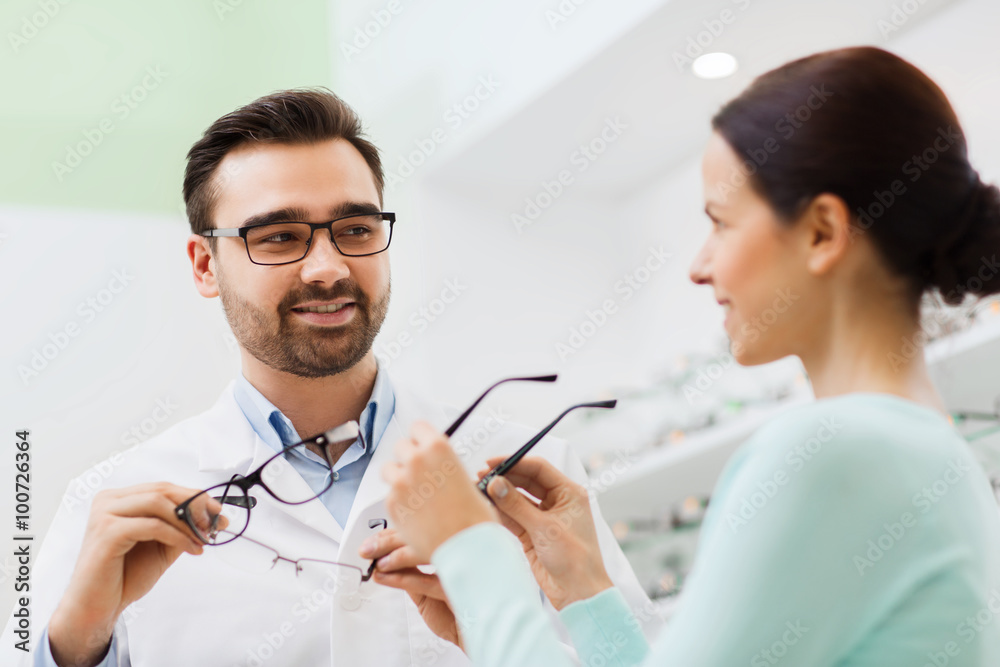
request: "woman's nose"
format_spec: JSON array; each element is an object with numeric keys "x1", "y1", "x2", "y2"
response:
[{"x1": 689, "y1": 239, "x2": 713, "y2": 286}]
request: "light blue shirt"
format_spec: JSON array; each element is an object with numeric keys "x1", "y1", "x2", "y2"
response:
[
  {"x1": 433, "y1": 393, "x2": 1000, "y2": 666},
  {"x1": 37, "y1": 369, "x2": 395, "y2": 667},
  {"x1": 230, "y1": 368, "x2": 395, "y2": 529}
]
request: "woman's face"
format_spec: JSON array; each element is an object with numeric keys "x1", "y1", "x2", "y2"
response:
[{"x1": 689, "y1": 132, "x2": 816, "y2": 365}]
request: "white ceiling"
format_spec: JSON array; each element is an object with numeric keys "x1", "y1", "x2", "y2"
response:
[{"x1": 424, "y1": 0, "x2": 962, "y2": 203}]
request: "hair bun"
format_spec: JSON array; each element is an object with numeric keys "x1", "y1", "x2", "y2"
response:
[{"x1": 927, "y1": 178, "x2": 1000, "y2": 305}]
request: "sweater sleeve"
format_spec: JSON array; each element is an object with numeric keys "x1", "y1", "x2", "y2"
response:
[
  {"x1": 432, "y1": 522, "x2": 577, "y2": 667},
  {"x1": 559, "y1": 587, "x2": 651, "y2": 666}
]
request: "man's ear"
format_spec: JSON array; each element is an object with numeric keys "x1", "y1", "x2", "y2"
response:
[
  {"x1": 187, "y1": 234, "x2": 219, "y2": 298},
  {"x1": 802, "y1": 193, "x2": 853, "y2": 277}
]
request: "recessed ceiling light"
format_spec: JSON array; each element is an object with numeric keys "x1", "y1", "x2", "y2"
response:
[{"x1": 692, "y1": 52, "x2": 738, "y2": 79}]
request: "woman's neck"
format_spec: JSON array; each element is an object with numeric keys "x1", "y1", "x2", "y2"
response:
[{"x1": 798, "y1": 297, "x2": 948, "y2": 416}]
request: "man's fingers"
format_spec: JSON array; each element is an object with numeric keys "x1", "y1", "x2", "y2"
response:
[
  {"x1": 373, "y1": 568, "x2": 447, "y2": 600},
  {"x1": 105, "y1": 516, "x2": 203, "y2": 556},
  {"x1": 98, "y1": 482, "x2": 209, "y2": 506},
  {"x1": 102, "y1": 491, "x2": 207, "y2": 544}
]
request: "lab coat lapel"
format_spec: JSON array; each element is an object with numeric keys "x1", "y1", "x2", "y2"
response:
[
  {"x1": 336, "y1": 377, "x2": 448, "y2": 566},
  {"x1": 334, "y1": 413, "x2": 400, "y2": 567}
]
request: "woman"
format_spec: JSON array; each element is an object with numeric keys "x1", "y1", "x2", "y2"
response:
[{"x1": 362, "y1": 46, "x2": 1000, "y2": 665}]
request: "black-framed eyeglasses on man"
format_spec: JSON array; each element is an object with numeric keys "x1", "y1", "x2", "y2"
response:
[
  {"x1": 175, "y1": 421, "x2": 362, "y2": 544},
  {"x1": 199, "y1": 211, "x2": 395, "y2": 265}
]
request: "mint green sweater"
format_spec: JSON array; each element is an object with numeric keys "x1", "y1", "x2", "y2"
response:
[{"x1": 432, "y1": 393, "x2": 1000, "y2": 666}]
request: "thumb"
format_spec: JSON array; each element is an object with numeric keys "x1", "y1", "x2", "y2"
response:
[{"x1": 487, "y1": 476, "x2": 542, "y2": 528}]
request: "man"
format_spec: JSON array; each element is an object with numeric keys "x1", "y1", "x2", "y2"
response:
[{"x1": 2, "y1": 88, "x2": 659, "y2": 666}]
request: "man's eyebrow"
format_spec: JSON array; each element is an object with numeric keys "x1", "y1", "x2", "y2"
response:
[
  {"x1": 239, "y1": 207, "x2": 311, "y2": 229},
  {"x1": 239, "y1": 202, "x2": 381, "y2": 228},
  {"x1": 331, "y1": 201, "x2": 382, "y2": 218}
]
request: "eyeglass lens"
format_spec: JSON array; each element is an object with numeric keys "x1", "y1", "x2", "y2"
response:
[{"x1": 245, "y1": 214, "x2": 391, "y2": 263}]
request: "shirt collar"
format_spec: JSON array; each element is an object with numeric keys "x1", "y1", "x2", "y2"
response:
[{"x1": 232, "y1": 364, "x2": 394, "y2": 456}]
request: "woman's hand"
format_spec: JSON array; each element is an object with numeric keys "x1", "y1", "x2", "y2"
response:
[
  {"x1": 479, "y1": 456, "x2": 614, "y2": 610},
  {"x1": 360, "y1": 528, "x2": 463, "y2": 650},
  {"x1": 383, "y1": 421, "x2": 497, "y2": 563}
]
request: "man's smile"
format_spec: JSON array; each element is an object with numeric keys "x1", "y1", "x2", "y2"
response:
[{"x1": 290, "y1": 302, "x2": 357, "y2": 326}]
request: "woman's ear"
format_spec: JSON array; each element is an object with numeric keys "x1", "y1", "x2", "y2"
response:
[
  {"x1": 188, "y1": 234, "x2": 219, "y2": 298},
  {"x1": 802, "y1": 193, "x2": 853, "y2": 277}
]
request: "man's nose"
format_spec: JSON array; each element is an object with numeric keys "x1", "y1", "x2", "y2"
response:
[{"x1": 299, "y1": 229, "x2": 350, "y2": 283}]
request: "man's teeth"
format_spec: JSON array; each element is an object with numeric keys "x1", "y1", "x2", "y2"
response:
[{"x1": 297, "y1": 304, "x2": 347, "y2": 313}]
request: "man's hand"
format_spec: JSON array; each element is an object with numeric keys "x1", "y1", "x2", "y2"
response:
[
  {"x1": 47, "y1": 482, "x2": 216, "y2": 667},
  {"x1": 360, "y1": 528, "x2": 463, "y2": 650}
]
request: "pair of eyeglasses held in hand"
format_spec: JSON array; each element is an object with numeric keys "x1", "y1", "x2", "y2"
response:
[
  {"x1": 175, "y1": 421, "x2": 362, "y2": 545},
  {"x1": 442, "y1": 374, "x2": 617, "y2": 497}
]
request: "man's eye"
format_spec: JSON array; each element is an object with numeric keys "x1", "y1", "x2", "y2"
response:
[{"x1": 260, "y1": 233, "x2": 296, "y2": 243}]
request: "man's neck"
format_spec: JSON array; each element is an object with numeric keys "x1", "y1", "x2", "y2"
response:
[{"x1": 241, "y1": 352, "x2": 379, "y2": 444}]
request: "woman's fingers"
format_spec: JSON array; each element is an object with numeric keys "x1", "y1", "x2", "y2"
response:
[
  {"x1": 373, "y1": 568, "x2": 447, "y2": 600},
  {"x1": 384, "y1": 421, "x2": 497, "y2": 562},
  {"x1": 485, "y1": 476, "x2": 547, "y2": 531},
  {"x1": 360, "y1": 528, "x2": 407, "y2": 559}
]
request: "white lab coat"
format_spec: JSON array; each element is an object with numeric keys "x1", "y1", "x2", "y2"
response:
[{"x1": 2, "y1": 373, "x2": 660, "y2": 666}]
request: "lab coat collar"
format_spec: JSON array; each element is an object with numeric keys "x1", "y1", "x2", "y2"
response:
[{"x1": 191, "y1": 379, "x2": 347, "y2": 542}]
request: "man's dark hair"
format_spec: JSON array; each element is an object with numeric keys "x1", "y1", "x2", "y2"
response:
[{"x1": 183, "y1": 88, "x2": 384, "y2": 249}]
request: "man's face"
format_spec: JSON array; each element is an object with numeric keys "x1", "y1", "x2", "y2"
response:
[{"x1": 207, "y1": 138, "x2": 390, "y2": 378}]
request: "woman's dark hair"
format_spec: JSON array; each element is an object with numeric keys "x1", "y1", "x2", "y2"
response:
[
  {"x1": 711, "y1": 46, "x2": 1000, "y2": 306},
  {"x1": 183, "y1": 87, "x2": 384, "y2": 250}
]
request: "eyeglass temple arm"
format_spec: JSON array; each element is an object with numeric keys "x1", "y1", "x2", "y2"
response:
[
  {"x1": 200, "y1": 229, "x2": 240, "y2": 237},
  {"x1": 477, "y1": 399, "x2": 617, "y2": 493},
  {"x1": 444, "y1": 375, "x2": 558, "y2": 437},
  {"x1": 362, "y1": 519, "x2": 389, "y2": 581}
]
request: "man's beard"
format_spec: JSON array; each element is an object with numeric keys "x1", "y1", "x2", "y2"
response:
[{"x1": 219, "y1": 277, "x2": 390, "y2": 379}]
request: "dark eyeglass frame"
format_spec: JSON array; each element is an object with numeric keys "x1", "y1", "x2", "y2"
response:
[
  {"x1": 441, "y1": 374, "x2": 617, "y2": 493},
  {"x1": 477, "y1": 399, "x2": 617, "y2": 494},
  {"x1": 199, "y1": 212, "x2": 396, "y2": 265},
  {"x1": 444, "y1": 374, "x2": 558, "y2": 437},
  {"x1": 174, "y1": 421, "x2": 364, "y2": 545}
]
